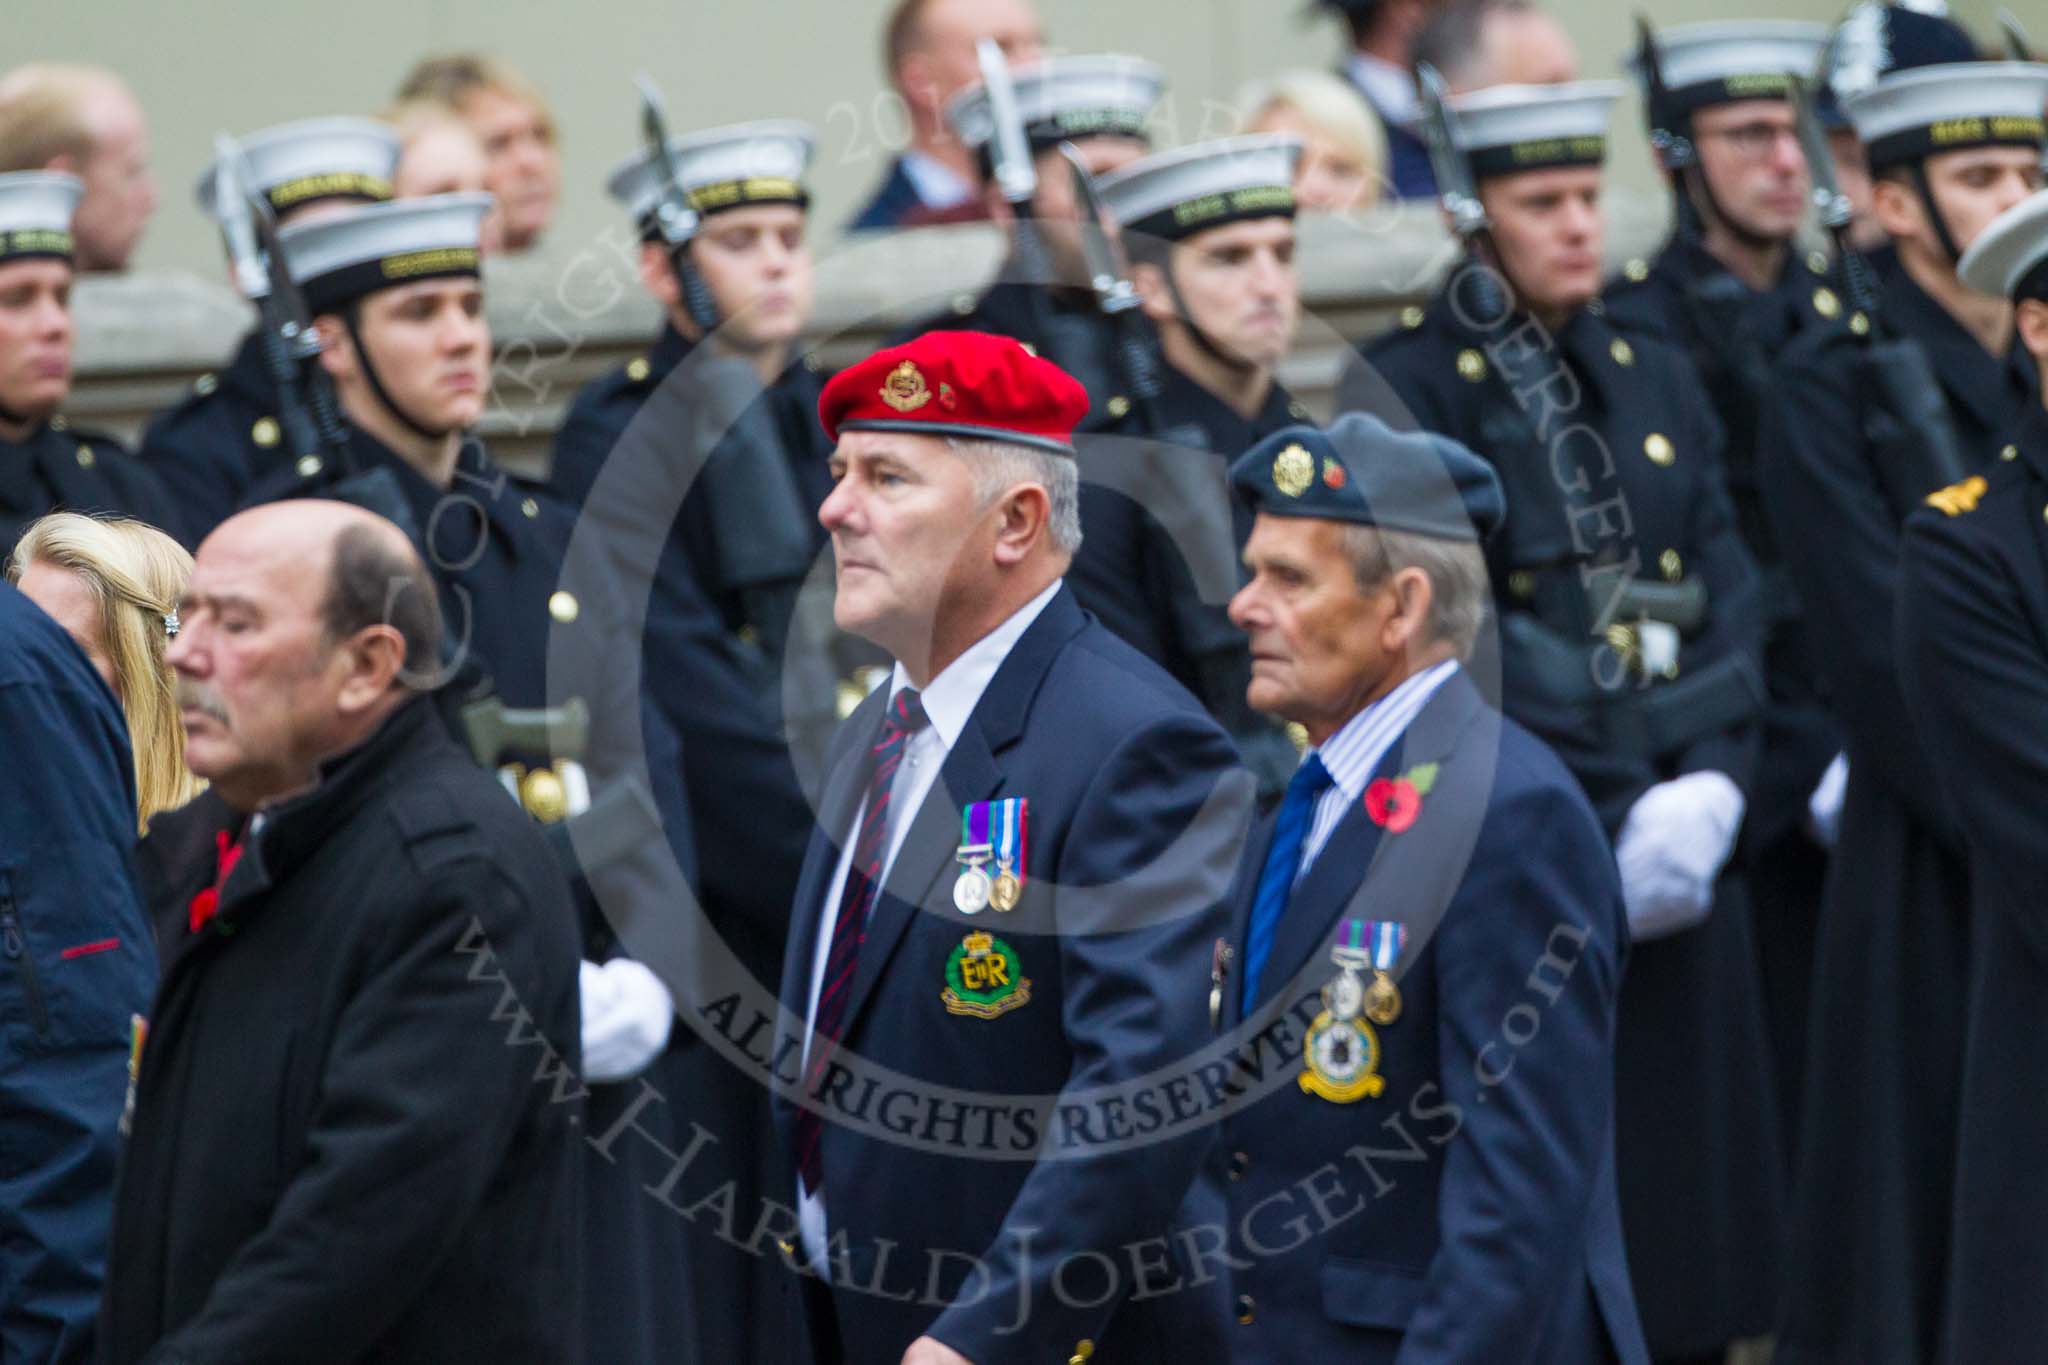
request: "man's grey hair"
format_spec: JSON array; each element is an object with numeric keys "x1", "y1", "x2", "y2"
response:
[
  {"x1": 946, "y1": 437, "x2": 1084, "y2": 556},
  {"x1": 1341, "y1": 523, "x2": 1490, "y2": 657}
]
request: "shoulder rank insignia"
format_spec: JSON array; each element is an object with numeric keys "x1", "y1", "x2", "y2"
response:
[
  {"x1": 942, "y1": 931, "x2": 1031, "y2": 1018},
  {"x1": 1925, "y1": 475, "x2": 1989, "y2": 517}
]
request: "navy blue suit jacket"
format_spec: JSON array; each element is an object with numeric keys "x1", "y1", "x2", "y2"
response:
[
  {"x1": 774, "y1": 584, "x2": 1253, "y2": 1365},
  {"x1": 1192, "y1": 667, "x2": 1648, "y2": 1364},
  {"x1": 846, "y1": 156, "x2": 927, "y2": 233}
]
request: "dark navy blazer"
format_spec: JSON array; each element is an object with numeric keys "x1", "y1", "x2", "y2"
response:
[
  {"x1": 774, "y1": 583, "x2": 1253, "y2": 1365},
  {"x1": 1192, "y1": 666, "x2": 1649, "y2": 1365}
]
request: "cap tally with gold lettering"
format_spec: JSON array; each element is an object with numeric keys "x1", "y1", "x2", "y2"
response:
[
  {"x1": 1959, "y1": 189, "x2": 2048, "y2": 302},
  {"x1": 1094, "y1": 134, "x2": 1301, "y2": 243},
  {"x1": 819, "y1": 330, "x2": 1089, "y2": 456},
  {"x1": 279, "y1": 192, "x2": 492, "y2": 314},
  {"x1": 1230, "y1": 413, "x2": 1506, "y2": 542},
  {"x1": 1844, "y1": 61, "x2": 2048, "y2": 172},
  {"x1": 948, "y1": 53, "x2": 1165, "y2": 154},
  {"x1": 0, "y1": 172, "x2": 82, "y2": 265},
  {"x1": 1631, "y1": 21, "x2": 1829, "y2": 116},
  {"x1": 1451, "y1": 80, "x2": 1626, "y2": 181},
  {"x1": 607, "y1": 120, "x2": 815, "y2": 237},
  {"x1": 195, "y1": 117, "x2": 400, "y2": 219}
]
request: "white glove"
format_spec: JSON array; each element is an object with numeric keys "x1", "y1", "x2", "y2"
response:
[
  {"x1": 1615, "y1": 772, "x2": 1747, "y2": 942},
  {"x1": 1807, "y1": 752, "x2": 1848, "y2": 850},
  {"x1": 579, "y1": 957, "x2": 675, "y2": 1083}
]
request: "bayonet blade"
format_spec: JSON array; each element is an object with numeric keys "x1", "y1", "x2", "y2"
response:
[
  {"x1": 977, "y1": 39, "x2": 1038, "y2": 206},
  {"x1": 1416, "y1": 63, "x2": 1486, "y2": 241},
  {"x1": 211, "y1": 133, "x2": 269, "y2": 300},
  {"x1": 634, "y1": 73, "x2": 698, "y2": 247},
  {"x1": 1058, "y1": 141, "x2": 1138, "y2": 315}
]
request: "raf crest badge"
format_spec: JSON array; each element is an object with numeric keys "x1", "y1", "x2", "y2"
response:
[
  {"x1": 1301, "y1": 919, "x2": 1406, "y2": 1103},
  {"x1": 1272, "y1": 442, "x2": 1315, "y2": 498}
]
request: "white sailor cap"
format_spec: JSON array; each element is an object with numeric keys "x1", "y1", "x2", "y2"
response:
[
  {"x1": 195, "y1": 118, "x2": 400, "y2": 220},
  {"x1": 1094, "y1": 134, "x2": 1301, "y2": 243},
  {"x1": 1450, "y1": 80, "x2": 1626, "y2": 180},
  {"x1": 0, "y1": 172, "x2": 82, "y2": 265},
  {"x1": 1844, "y1": 61, "x2": 2048, "y2": 171},
  {"x1": 280, "y1": 192, "x2": 492, "y2": 314},
  {"x1": 1631, "y1": 21, "x2": 1830, "y2": 116},
  {"x1": 947, "y1": 54, "x2": 1166, "y2": 153},
  {"x1": 1958, "y1": 188, "x2": 2048, "y2": 300},
  {"x1": 605, "y1": 119, "x2": 815, "y2": 229}
]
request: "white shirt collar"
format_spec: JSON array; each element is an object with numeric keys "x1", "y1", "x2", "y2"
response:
[
  {"x1": 1346, "y1": 53, "x2": 1419, "y2": 128},
  {"x1": 1312, "y1": 658, "x2": 1461, "y2": 802},
  {"x1": 900, "y1": 149, "x2": 974, "y2": 210},
  {"x1": 888, "y1": 578, "x2": 1064, "y2": 748}
]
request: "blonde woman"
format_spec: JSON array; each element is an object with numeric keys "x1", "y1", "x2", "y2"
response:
[
  {"x1": 8, "y1": 513, "x2": 203, "y2": 830},
  {"x1": 1242, "y1": 69, "x2": 1390, "y2": 214}
]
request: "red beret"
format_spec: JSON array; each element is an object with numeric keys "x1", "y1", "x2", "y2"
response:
[{"x1": 818, "y1": 330, "x2": 1089, "y2": 455}]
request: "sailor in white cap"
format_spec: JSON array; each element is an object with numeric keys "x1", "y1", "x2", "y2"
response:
[
  {"x1": 1358, "y1": 77, "x2": 1785, "y2": 1364},
  {"x1": 1758, "y1": 49, "x2": 2048, "y2": 1365},
  {"x1": 141, "y1": 117, "x2": 402, "y2": 538},
  {"x1": 1065, "y1": 131, "x2": 1313, "y2": 802},
  {"x1": 553, "y1": 111, "x2": 863, "y2": 1365},
  {"x1": 0, "y1": 170, "x2": 183, "y2": 558},
  {"x1": 920, "y1": 52, "x2": 1165, "y2": 407},
  {"x1": 1604, "y1": 20, "x2": 1849, "y2": 1217},
  {"x1": 1897, "y1": 185, "x2": 2048, "y2": 1365},
  {"x1": 553, "y1": 118, "x2": 821, "y2": 512}
]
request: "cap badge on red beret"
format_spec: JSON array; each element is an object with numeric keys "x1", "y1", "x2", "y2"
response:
[
  {"x1": 1273, "y1": 443, "x2": 1315, "y2": 498},
  {"x1": 882, "y1": 360, "x2": 931, "y2": 413}
]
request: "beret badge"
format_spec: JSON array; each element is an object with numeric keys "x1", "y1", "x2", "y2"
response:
[
  {"x1": 1272, "y1": 442, "x2": 1315, "y2": 498},
  {"x1": 881, "y1": 360, "x2": 932, "y2": 413}
]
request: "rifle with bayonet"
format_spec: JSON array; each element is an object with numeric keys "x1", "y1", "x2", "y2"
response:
[
  {"x1": 1788, "y1": 65, "x2": 1969, "y2": 517},
  {"x1": 1416, "y1": 61, "x2": 1510, "y2": 325},
  {"x1": 2000, "y1": 8, "x2": 2038, "y2": 60},
  {"x1": 635, "y1": 74, "x2": 719, "y2": 331},
  {"x1": 1059, "y1": 141, "x2": 1161, "y2": 424}
]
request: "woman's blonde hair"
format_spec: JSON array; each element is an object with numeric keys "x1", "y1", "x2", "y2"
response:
[
  {"x1": 8, "y1": 513, "x2": 205, "y2": 832},
  {"x1": 1241, "y1": 68, "x2": 1390, "y2": 208}
]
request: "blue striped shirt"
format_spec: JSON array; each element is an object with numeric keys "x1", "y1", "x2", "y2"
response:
[{"x1": 1296, "y1": 658, "x2": 1461, "y2": 880}]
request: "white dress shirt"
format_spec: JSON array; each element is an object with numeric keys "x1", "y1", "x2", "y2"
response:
[
  {"x1": 1296, "y1": 658, "x2": 1460, "y2": 880},
  {"x1": 1345, "y1": 51, "x2": 1420, "y2": 130},
  {"x1": 900, "y1": 149, "x2": 974, "y2": 211},
  {"x1": 797, "y1": 578, "x2": 1062, "y2": 1267}
]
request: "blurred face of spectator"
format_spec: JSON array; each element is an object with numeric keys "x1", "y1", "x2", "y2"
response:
[
  {"x1": 65, "y1": 77, "x2": 156, "y2": 271},
  {"x1": 645, "y1": 203, "x2": 814, "y2": 351},
  {"x1": 462, "y1": 85, "x2": 557, "y2": 251},
  {"x1": 1251, "y1": 102, "x2": 1375, "y2": 213},
  {"x1": 1694, "y1": 100, "x2": 1809, "y2": 244},
  {"x1": 1479, "y1": 164, "x2": 1605, "y2": 320},
  {"x1": 0, "y1": 259, "x2": 73, "y2": 432},
  {"x1": 1139, "y1": 217, "x2": 1300, "y2": 371},
  {"x1": 16, "y1": 559, "x2": 113, "y2": 688},
  {"x1": 1474, "y1": 8, "x2": 1577, "y2": 88},
  {"x1": 393, "y1": 121, "x2": 504, "y2": 252},
  {"x1": 1012, "y1": 134, "x2": 1149, "y2": 285},
  {"x1": 901, "y1": 0, "x2": 1044, "y2": 131}
]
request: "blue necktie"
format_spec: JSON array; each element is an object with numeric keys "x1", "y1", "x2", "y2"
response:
[{"x1": 1240, "y1": 754, "x2": 1336, "y2": 1015}]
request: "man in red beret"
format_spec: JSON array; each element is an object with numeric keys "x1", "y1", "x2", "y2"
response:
[{"x1": 773, "y1": 329, "x2": 1252, "y2": 1365}]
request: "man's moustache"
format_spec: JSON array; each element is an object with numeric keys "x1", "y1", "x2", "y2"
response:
[{"x1": 176, "y1": 680, "x2": 230, "y2": 725}]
